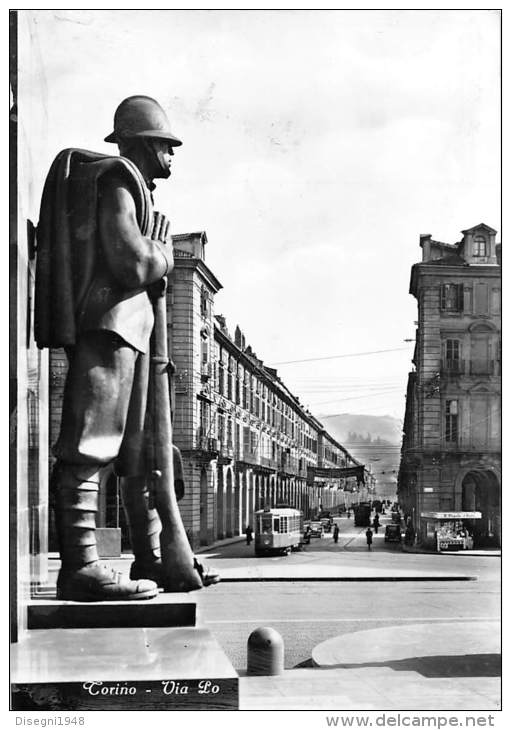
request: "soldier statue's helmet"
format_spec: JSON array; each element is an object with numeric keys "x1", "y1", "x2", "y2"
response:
[{"x1": 104, "y1": 95, "x2": 182, "y2": 146}]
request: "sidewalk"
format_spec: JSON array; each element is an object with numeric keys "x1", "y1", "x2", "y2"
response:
[
  {"x1": 402, "y1": 543, "x2": 501, "y2": 557},
  {"x1": 46, "y1": 550, "x2": 479, "y2": 585},
  {"x1": 238, "y1": 620, "x2": 500, "y2": 710}
]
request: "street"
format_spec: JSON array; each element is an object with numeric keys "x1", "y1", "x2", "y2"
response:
[{"x1": 195, "y1": 512, "x2": 501, "y2": 671}]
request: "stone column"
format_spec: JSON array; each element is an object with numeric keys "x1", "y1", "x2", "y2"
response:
[
  {"x1": 233, "y1": 469, "x2": 241, "y2": 536},
  {"x1": 225, "y1": 467, "x2": 233, "y2": 537}
]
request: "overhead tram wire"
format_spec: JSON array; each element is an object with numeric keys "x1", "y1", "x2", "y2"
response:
[
  {"x1": 268, "y1": 346, "x2": 412, "y2": 367},
  {"x1": 308, "y1": 388, "x2": 405, "y2": 408}
]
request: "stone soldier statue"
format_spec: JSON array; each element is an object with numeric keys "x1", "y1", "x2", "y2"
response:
[{"x1": 35, "y1": 95, "x2": 219, "y2": 601}]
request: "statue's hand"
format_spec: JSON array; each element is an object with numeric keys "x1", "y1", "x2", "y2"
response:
[
  {"x1": 151, "y1": 211, "x2": 174, "y2": 278},
  {"x1": 151, "y1": 211, "x2": 172, "y2": 246}
]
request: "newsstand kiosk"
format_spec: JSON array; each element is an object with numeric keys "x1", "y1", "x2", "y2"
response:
[{"x1": 420, "y1": 511, "x2": 482, "y2": 551}]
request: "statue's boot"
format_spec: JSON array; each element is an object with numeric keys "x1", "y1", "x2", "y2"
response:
[
  {"x1": 54, "y1": 464, "x2": 158, "y2": 602},
  {"x1": 120, "y1": 476, "x2": 220, "y2": 589}
]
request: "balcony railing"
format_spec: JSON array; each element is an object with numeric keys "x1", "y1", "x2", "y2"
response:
[
  {"x1": 242, "y1": 447, "x2": 259, "y2": 465},
  {"x1": 442, "y1": 359, "x2": 465, "y2": 374},
  {"x1": 195, "y1": 435, "x2": 220, "y2": 453}
]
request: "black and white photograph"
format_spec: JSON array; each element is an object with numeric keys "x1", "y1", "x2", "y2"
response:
[{"x1": 9, "y1": 7, "x2": 502, "y2": 722}]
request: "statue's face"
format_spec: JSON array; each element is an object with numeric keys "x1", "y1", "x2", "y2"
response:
[{"x1": 148, "y1": 139, "x2": 175, "y2": 179}]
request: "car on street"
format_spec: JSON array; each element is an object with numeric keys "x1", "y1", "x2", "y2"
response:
[
  {"x1": 309, "y1": 521, "x2": 323, "y2": 537},
  {"x1": 384, "y1": 524, "x2": 402, "y2": 543}
]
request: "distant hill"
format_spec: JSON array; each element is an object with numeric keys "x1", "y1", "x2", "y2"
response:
[
  {"x1": 317, "y1": 414, "x2": 403, "y2": 501},
  {"x1": 318, "y1": 413, "x2": 402, "y2": 445}
]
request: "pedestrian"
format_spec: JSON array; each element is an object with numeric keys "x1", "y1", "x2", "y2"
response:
[
  {"x1": 333, "y1": 524, "x2": 340, "y2": 544},
  {"x1": 372, "y1": 515, "x2": 379, "y2": 534},
  {"x1": 347, "y1": 509, "x2": 351, "y2": 519},
  {"x1": 365, "y1": 527, "x2": 373, "y2": 551},
  {"x1": 245, "y1": 524, "x2": 253, "y2": 546}
]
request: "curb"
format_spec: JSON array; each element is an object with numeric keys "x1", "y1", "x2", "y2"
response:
[
  {"x1": 195, "y1": 536, "x2": 246, "y2": 554},
  {"x1": 218, "y1": 574, "x2": 476, "y2": 583},
  {"x1": 401, "y1": 546, "x2": 501, "y2": 557}
]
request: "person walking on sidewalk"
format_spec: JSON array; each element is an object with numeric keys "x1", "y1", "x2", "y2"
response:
[
  {"x1": 333, "y1": 523, "x2": 340, "y2": 544},
  {"x1": 365, "y1": 527, "x2": 373, "y2": 551},
  {"x1": 372, "y1": 514, "x2": 379, "y2": 534},
  {"x1": 245, "y1": 524, "x2": 253, "y2": 546}
]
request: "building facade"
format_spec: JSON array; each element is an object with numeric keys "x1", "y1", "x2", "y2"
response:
[
  {"x1": 169, "y1": 233, "x2": 363, "y2": 549},
  {"x1": 398, "y1": 224, "x2": 501, "y2": 548}
]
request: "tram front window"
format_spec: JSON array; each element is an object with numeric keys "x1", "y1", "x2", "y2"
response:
[{"x1": 260, "y1": 516, "x2": 273, "y2": 535}]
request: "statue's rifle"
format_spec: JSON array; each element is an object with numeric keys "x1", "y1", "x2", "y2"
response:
[{"x1": 148, "y1": 212, "x2": 202, "y2": 592}]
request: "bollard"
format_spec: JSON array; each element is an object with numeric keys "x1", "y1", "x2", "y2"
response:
[{"x1": 247, "y1": 626, "x2": 284, "y2": 676}]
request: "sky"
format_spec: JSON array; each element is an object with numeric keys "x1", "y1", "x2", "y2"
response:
[{"x1": 18, "y1": 9, "x2": 501, "y2": 423}]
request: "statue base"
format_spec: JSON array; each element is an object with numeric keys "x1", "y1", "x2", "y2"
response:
[
  {"x1": 12, "y1": 591, "x2": 238, "y2": 710},
  {"x1": 27, "y1": 591, "x2": 196, "y2": 629},
  {"x1": 11, "y1": 625, "x2": 238, "y2": 710}
]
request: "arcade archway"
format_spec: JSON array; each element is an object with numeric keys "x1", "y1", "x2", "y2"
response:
[{"x1": 461, "y1": 469, "x2": 500, "y2": 548}]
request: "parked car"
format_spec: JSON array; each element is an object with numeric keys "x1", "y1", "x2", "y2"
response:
[
  {"x1": 309, "y1": 521, "x2": 324, "y2": 538},
  {"x1": 384, "y1": 524, "x2": 402, "y2": 543}
]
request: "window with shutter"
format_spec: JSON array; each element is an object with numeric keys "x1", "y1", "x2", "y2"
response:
[
  {"x1": 440, "y1": 283, "x2": 463, "y2": 312},
  {"x1": 445, "y1": 339, "x2": 461, "y2": 372},
  {"x1": 445, "y1": 400, "x2": 459, "y2": 443}
]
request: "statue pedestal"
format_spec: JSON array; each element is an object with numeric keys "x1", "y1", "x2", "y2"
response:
[
  {"x1": 11, "y1": 593, "x2": 238, "y2": 711},
  {"x1": 27, "y1": 592, "x2": 197, "y2": 629}
]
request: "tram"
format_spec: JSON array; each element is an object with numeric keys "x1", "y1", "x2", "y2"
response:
[{"x1": 254, "y1": 507, "x2": 304, "y2": 557}]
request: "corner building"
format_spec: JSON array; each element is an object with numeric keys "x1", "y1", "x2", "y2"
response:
[{"x1": 398, "y1": 224, "x2": 501, "y2": 548}]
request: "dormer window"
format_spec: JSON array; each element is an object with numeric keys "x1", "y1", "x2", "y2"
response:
[{"x1": 473, "y1": 235, "x2": 487, "y2": 257}]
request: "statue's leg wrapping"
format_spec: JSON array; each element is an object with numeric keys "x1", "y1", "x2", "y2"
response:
[
  {"x1": 54, "y1": 463, "x2": 101, "y2": 569},
  {"x1": 53, "y1": 463, "x2": 158, "y2": 602}
]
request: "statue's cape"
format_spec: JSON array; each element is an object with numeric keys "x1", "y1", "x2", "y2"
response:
[{"x1": 34, "y1": 148, "x2": 152, "y2": 349}]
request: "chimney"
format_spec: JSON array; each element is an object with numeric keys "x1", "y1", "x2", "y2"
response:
[{"x1": 420, "y1": 234, "x2": 432, "y2": 261}]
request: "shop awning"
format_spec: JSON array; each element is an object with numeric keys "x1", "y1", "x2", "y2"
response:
[{"x1": 420, "y1": 511, "x2": 482, "y2": 519}]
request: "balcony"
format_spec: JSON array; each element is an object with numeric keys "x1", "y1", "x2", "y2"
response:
[
  {"x1": 241, "y1": 447, "x2": 259, "y2": 466},
  {"x1": 201, "y1": 362, "x2": 213, "y2": 382},
  {"x1": 260, "y1": 456, "x2": 278, "y2": 469},
  {"x1": 217, "y1": 440, "x2": 234, "y2": 465},
  {"x1": 221, "y1": 442, "x2": 234, "y2": 459},
  {"x1": 442, "y1": 359, "x2": 465, "y2": 375},
  {"x1": 192, "y1": 434, "x2": 220, "y2": 462}
]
